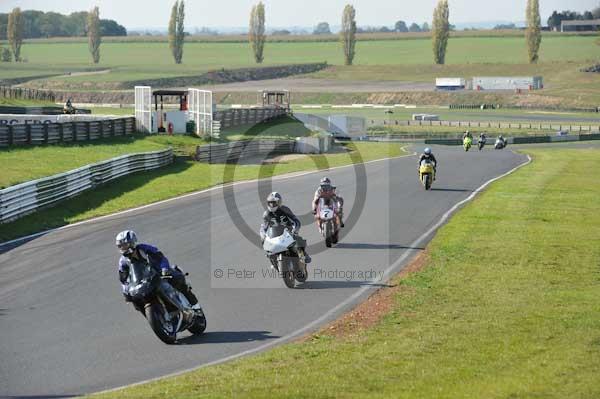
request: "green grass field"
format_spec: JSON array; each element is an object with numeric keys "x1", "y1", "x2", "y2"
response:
[
  {"x1": 0, "y1": 116, "x2": 319, "y2": 189},
  {"x1": 0, "y1": 134, "x2": 209, "y2": 189},
  {"x1": 90, "y1": 146, "x2": 600, "y2": 399},
  {"x1": 294, "y1": 106, "x2": 600, "y2": 123},
  {"x1": 1, "y1": 35, "x2": 597, "y2": 88},
  {"x1": 0, "y1": 142, "x2": 404, "y2": 242}
]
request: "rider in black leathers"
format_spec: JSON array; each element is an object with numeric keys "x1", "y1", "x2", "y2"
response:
[{"x1": 260, "y1": 192, "x2": 311, "y2": 264}]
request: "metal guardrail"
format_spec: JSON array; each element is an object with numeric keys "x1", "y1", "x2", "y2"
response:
[
  {"x1": 214, "y1": 108, "x2": 288, "y2": 129},
  {"x1": 422, "y1": 133, "x2": 600, "y2": 146},
  {"x1": 0, "y1": 148, "x2": 173, "y2": 224},
  {"x1": 196, "y1": 140, "x2": 295, "y2": 163},
  {"x1": 368, "y1": 119, "x2": 600, "y2": 132},
  {"x1": 0, "y1": 85, "x2": 56, "y2": 102},
  {"x1": 0, "y1": 105, "x2": 92, "y2": 115},
  {"x1": 0, "y1": 117, "x2": 135, "y2": 147}
]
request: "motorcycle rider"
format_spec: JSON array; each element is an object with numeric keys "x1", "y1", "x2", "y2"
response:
[
  {"x1": 496, "y1": 135, "x2": 507, "y2": 148},
  {"x1": 312, "y1": 177, "x2": 345, "y2": 228},
  {"x1": 260, "y1": 192, "x2": 311, "y2": 264},
  {"x1": 418, "y1": 147, "x2": 438, "y2": 180},
  {"x1": 116, "y1": 230, "x2": 200, "y2": 310},
  {"x1": 63, "y1": 98, "x2": 74, "y2": 114},
  {"x1": 463, "y1": 130, "x2": 473, "y2": 141},
  {"x1": 479, "y1": 132, "x2": 487, "y2": 143}
]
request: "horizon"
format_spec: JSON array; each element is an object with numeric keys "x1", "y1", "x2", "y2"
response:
[{"x1": 0, "y1": 0, "x2": 597, "y2": 31}]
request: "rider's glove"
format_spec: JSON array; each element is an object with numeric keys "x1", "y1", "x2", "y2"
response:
[
  {"x1": 161, "y1": 269, "x2": 173, "y2": 279},
  {"x1": 312, "y1": 209, "x2": 317, "y2": 215}
]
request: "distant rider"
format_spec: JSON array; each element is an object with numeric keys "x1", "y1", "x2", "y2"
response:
[
  {"x1": 418, "y1": 147, "x2": 438, "y2": 180},
  {"x1": 463, "y1": 130, "x2": 473, "y2": 140},
  {"x1": 260, "y1": 192, "x2": 311, "y2": 264},
  {"x1": 116, "y1": 230, "x2": 200, "y2": 310},
  {"x1": 479, "y1": 132, "x2": 487, "y2": 143},
  {"x1": 312, "y1": 177, "x2": 345, "y2": 228},
  {"x1": 63, "y1": 98, "x2": 74, "y2": 114},
  {"x1": 497, "y1": 135, "x2": 507, "y2": 148}
]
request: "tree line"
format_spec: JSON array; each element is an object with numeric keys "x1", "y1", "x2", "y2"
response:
[
  {"x1": 547, "y1": 6, "x2": 600, "y2": 31},
  {"x1": 0, "y1": 9, "x2": 126, "y2": 40},
  {"x1": 239, "y1": 0, "x2": 541, "y2": 66},
  {"x1": 1, "y1": 0, "x2": 545, "y2": 67},
  {"x1": 312, "y1": 21, "x2": 430, "y2": 35},
  {"x1": 2, "y1": 7, "x2": 102, "y2": 64}
]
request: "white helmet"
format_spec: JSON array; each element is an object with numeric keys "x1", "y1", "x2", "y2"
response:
[
  {"x1": 116, "y1": 230, "x2": 137, "y2": 255},
  {"x1": 266, "y1": 192, "x2": 282, "y2": 212},
  {"x1": 320, "y1": 176, "x2": 332, "y2": 191}
]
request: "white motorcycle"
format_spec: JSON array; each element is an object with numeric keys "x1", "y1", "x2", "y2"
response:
[
  {"x1": 495, "y1": 138, "x2": 507, "y2": 150},
  {"x1": 262, "y1": 224, "x2": 307, "y2": 288},
  {"x1": 316, "y1": 197, "x2": 340, "y2": 248}
]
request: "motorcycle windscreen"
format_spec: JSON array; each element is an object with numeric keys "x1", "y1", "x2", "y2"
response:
[
  {"x1": 318, "y1": 196, "x2": 335, "y2": 210},
  {"x1": 127, "y1": 261, "x2": 154, "y2": 298},
  {"x1": 266, "y1": 224, "x2": 286, "y2": 238}
]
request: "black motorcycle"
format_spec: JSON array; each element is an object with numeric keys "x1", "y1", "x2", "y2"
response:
[
  {"x1": 478, "y1": 137, "x2": 486, "y2": 150},
  {"x1": 125, "y1": 261, "x2": 206, "y2": 344}
]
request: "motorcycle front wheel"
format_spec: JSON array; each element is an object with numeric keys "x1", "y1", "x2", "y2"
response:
[
  {"x1": 423, "y1": 174, "x2": 431, "y2": 190},
  {"x1": 325, "y1": 221, "x2": 333, "y2": 247},
  {"x1": 188, "y1": 308, "x2": 207, "y2": 335},
  {"x1": 280, "y1": 257, "x2": 296, "y2": 288},
  {"x1": 294, "y1": 256, "x2": 308, "y2": 283},
  {"x1": 145, "y1": 302, "x2": 177, "y2": 344}
]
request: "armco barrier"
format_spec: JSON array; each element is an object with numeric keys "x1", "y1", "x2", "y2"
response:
[
  {"x1": 0, "y1": 105, "x2": 91, "y2": 115},
  {"x1": 196, "y1": 140, "x2": 295, "y2": 163},
  {"x1": 579, "y1": 133, "x2": 600, "y2": 141},
  {"x1": 423, "y1": 133, "x2": 600, "y2": 146},
  {"x1": 213, "y1": 108, "x2": 288, "y2": 129},
  {"x1": 0, "y1": 148, "x2": 173, "y2": 223},
  {"x1": 424, "y1": 138, "x2": 462, "y2": 145},
  {"x1": 369, "y1": 118, "x2": 600, "y2": 132},
  {"x1": 512, "y1": 136, "x2": 551, "y2": 144},
  {"x1": 0, "y1": 117, "x2": 135, "y2": 147},
  {"x1": 0, "y1": 85, "x2": 55, "y2": 102}
]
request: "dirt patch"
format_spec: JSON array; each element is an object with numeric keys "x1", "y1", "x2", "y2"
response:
[
  {"x1": 263, "y1": 153, "x2": 309, "y2": 163},
  {"x1": 59, "y1": 69, "x2": 112, "y2": 77},
  {"x1": 305, "y1": 250, "x2": 429, "y2": 340},
  {"x1": 125, "y1": 63, "x2": 328, "y2": 89},
  {"x1": 205, "y1": 78, "x2": 434, "y2": 93}
]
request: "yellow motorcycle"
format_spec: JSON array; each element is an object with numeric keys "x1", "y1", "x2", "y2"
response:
[
  {"x1": 463, "y1": 136, "x2": 473, "y2": 152},
  {"x1": 419, "y1": 159, "x2": 435, "y2": 190}
]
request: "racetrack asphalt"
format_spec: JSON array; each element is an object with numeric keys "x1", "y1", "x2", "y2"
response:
[{"x1": 0, "y1": 145, "x2": 527, "y2": 396}]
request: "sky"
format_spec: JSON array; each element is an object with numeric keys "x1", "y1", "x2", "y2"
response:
[{"x1": 0, "y1": 0, "x2": 598, "y2": 29}]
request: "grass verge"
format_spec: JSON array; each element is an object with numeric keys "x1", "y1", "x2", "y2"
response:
[
  {"x1": 0, "y1": 134, "x2": 206, "y2": 189},
  {"x1": 91, "y1": 147, "x2": 600, "y2": 398},
  {"x1": 0, "y1": 142, "x2": 404, "y2": 242}
]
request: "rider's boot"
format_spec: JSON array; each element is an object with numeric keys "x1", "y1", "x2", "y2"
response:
[{"x1": 298, "y1": 247, "x2": 311, "y2": 264}]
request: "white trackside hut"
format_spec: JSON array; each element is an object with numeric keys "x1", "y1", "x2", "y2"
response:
[{"x1": 134, "y1": 86, "x2": 214, "y2": 136}]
